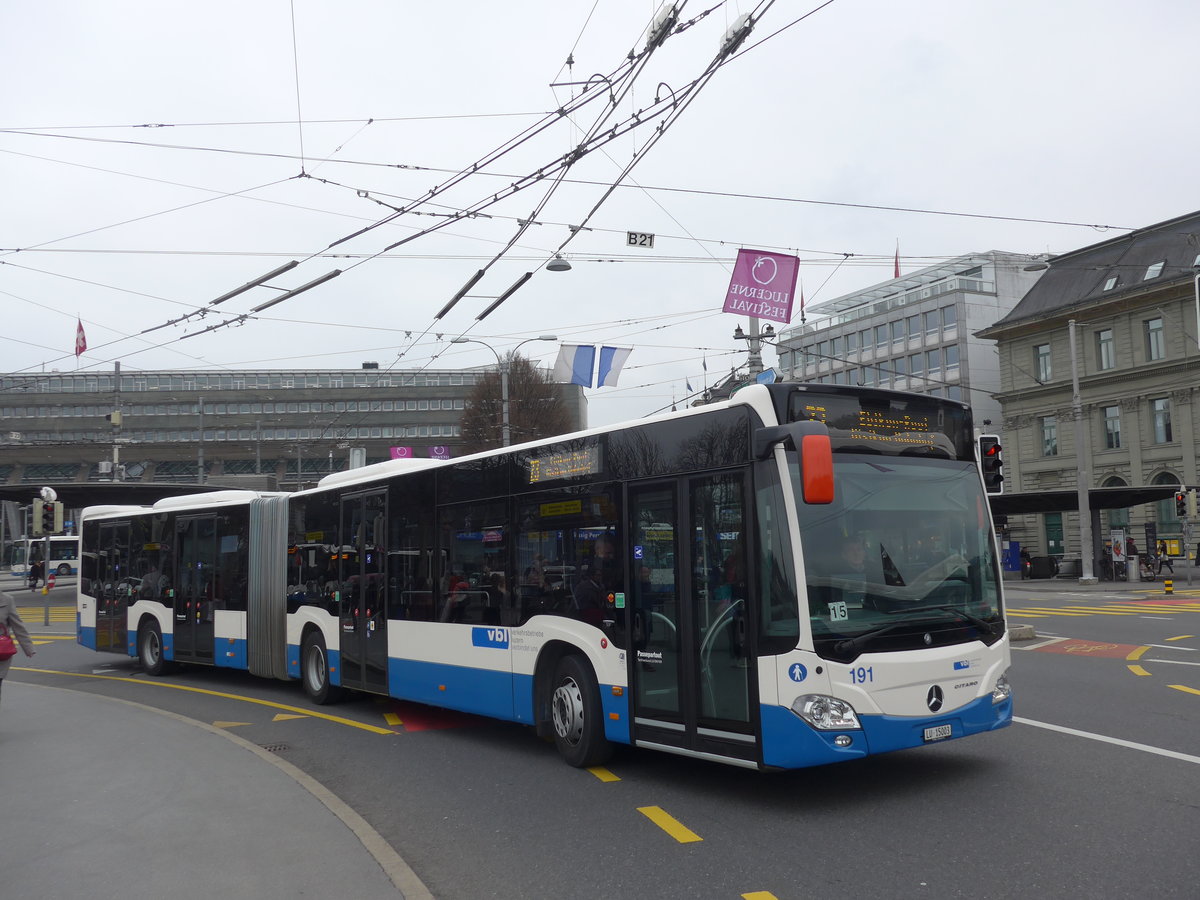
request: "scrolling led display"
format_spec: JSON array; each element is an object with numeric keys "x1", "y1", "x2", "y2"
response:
[
  {"x1": 528, "y1": 445, "x2": 602, "y2": 484},
  {"x1": 789, "y1": 390, "x2": 970, "y2": 459}
]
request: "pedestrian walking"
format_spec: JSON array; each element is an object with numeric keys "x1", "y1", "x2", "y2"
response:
[
  {"x1": 1157, "y1": 540, "x2": 1174, "y2": 574},
  {"x1": 0, "y1": 587, "x2": 37, "y2": 709}
]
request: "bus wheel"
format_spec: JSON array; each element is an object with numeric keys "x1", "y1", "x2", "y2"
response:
[
  {"x1": 57, "y1": 563, "x2": 71, "y2": 576},
  {"x1": 550, "y1": 655, "x2": 612, "y2": 768},
  {"x1": 138, "y1": 621, "x2": 169, "y2": 676},
  {"x1": 302, "y1": 631, "x2": 343, "y2": 705}
]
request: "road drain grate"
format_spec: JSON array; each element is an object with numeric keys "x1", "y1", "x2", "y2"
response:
[{"x1": 260, "y1": 743, "x2": 290, "y2": 753}]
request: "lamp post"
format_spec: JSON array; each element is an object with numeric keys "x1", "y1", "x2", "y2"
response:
[
  {"x1": 733, "y1": 321, "x2": 776, "y2": 376},
  {"x1": 1068, "y1": 319, "x2": 1098, "y2": 584},
  {"x1": 452, "y1": 335, "x2": 558, "y2": 446}
]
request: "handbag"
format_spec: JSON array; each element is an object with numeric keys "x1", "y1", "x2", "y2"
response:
[{"x1": 0, "y1": 625, "x2": 17, "y2": 661}]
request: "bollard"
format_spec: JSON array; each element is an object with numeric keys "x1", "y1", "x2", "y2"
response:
[{"x1": 1164, "y1": 579, "x2": 1173, "y2": 595}]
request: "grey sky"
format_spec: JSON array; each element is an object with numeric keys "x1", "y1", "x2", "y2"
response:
[{"x1": 3, "y1": 0, "x2": 1196, "y2": 426}]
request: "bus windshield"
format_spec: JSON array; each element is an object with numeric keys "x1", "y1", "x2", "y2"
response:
[{"x1": 794, "y1": 455, "x2": 1004, "y2": 664}]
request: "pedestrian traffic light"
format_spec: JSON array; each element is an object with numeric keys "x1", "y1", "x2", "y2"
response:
[
  {"x1": 978, "y1": 434, "x2": 1003, "y2": 494},
  {"x1": 1176, "y1": 492, "x2": 1187, "y2": 518},
  {"x1": 1189, "y1": 489, "x2": 1198, "y2": 518},
  {"x1": 31, "y1": 496, "x2": 44, "y2": 535}
]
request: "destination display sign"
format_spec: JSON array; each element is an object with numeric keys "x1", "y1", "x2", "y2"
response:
[
  {"x1": 527, "y1": 444, "x2": 602, "y2": 484},
  {"x1": 788, "y1": 389, "x2": 972, "y2": 459}
]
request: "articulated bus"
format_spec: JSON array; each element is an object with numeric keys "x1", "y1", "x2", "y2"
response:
[
  {"x1": 11, "y1": 535, "x2": 80, "y2": 578},
  {"x1": 77, "y1": 383, "x2": 1012, "y2": 770}
]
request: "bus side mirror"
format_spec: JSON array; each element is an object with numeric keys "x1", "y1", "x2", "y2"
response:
[{"x1": 800, "y1": 433, "x2": 834, "y2": 505}]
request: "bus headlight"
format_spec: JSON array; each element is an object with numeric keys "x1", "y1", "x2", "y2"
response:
[
  {"x1": 792, "y1": 694, "x2": 861, "y2": 730},
  {"x1": 991, "y1": 672, "x2": 1011, "y2": 704}
]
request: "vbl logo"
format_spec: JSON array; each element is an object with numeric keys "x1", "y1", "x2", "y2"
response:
[{"x1": 472, "y1": 627, "x2": 509, "y2": 648}]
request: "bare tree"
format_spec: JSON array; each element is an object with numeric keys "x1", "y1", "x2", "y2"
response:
[{"x1": 460, "y1": 354, "x2": 574, "y2": 453}]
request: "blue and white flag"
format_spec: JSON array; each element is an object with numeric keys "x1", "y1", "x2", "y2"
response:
[
  {"x1": 596, "y1": 345, "x2": 632, "y2": 388},
  {"x1": 553, "y1": 343, "x2": 596, "y2": 387}
]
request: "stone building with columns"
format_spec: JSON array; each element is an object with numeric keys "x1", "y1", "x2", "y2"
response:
[{"x1": 976, "y1": 210, "x2": 1200, "y2": 561}]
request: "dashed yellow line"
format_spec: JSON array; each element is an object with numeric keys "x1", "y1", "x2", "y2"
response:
[
  {"x1": 742, "y1": 893, "x2": 779, "y2": 900},
  {"x1": 1128, "y1": 665, "x2": 1151, "y2": 677},
  {"x1": 637, "y1": 806, "x2": 703, "y2": 843},
  {"x1": 587, "y1": 766, "x2": 620, "y2": 783},
  {"x1": 1126, "y1": 646, "x2": 1150, "y2": 661},
  {"x1": 1169, "y1": 684, "x2": 1200, "y2": 697},
  {"x1": 1166, "y1": 635, "x2": 1195, "y2": 641}
]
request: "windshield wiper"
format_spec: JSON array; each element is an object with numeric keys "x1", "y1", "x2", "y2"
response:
[
  {"x1": 886, "y1": 604, "x2": 1002, "y2": 635},
  {"x1": 832, "y1": 621, "x2": 915, "y2": 656}
]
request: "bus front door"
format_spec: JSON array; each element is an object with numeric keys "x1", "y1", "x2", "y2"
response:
[
  {"x1": 628, "y1": 474, "x2": 756, "y2": 764},
  {"x1": 338, "y1": 491, "x2": 389, "y2": 695},
  {"x1": 96, "y1": 523, "x2": 130, "y2": 653},
  {"x1": 174, "y1": 516, "x2": 216, "y2": 663}
]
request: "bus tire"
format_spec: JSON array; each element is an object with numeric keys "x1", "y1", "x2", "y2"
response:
[
  {"x1": 138, "y1": 620, "x2": 169, "y2": 676},
  {"x1": 550, "y1": 654, "x2": 612, "y2": 768},
  {"x1": 57, "y1": 563, "x2": 72, "y2": 576},
  {"x1": 302, "y1": 630, "x2": 343, "y2": 705}
]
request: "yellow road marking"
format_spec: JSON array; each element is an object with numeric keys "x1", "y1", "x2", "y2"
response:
[
  {"x1": 742, "y1": 893, "x2": 779, "y2": 900},
  {"x1": 1126, "y1": 646, "x2": 1149, "y2": 661},
  {"x1": 214, "y1": 721, "x2": 251, "y2": 729},
  {"x1": 12, "y1": 667, "x2": 397, "y2": 735},
  {"x1": 1166, "y1": 635, "x2": 1195, "y2": 641},
  {"x1": 272, "y1": 713, "x2": 308, "y2": 722},
  {"x1": 587, "y1": 766, "x2": 620, "y2": 783},
  {"x1": 637, "y1": 806, "x2": 702, "y2": 843},
  {"x1": 1169, "y1": 684, "x2": 1200, "y2": 697},
  {"x1": 1128, "y1": 665, "x2": 1151, "y2": 677},
  {"x1": 384, "y1": 712, "x2": 403, "y2": 726}
]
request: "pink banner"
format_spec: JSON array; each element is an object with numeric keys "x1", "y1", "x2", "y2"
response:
[
  {"x1": 428, "y1": 446, "x2": 451, "y2": 460},
  {"x1": 722, "y1": 248, "x2": 799, "y2": 324},
  {"x1": 390, "y1": 446, "x2": 413, "y2": 459}
]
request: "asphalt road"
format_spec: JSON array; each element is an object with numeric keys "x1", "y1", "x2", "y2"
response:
[{"x1": 8, "y1": 583, "x2": 1199, "y2": 899}]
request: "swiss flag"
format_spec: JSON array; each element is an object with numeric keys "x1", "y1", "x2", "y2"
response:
[{"x1": 75, "y1": 319, "x2": 88, "y2": 357}]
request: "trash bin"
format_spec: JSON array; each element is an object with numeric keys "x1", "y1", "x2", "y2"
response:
[{"x1": 1030, "y1": 556, "x2": 1057, "y2": 579}]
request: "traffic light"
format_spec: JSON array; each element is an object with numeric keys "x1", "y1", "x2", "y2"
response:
[
  {"x1": 1176, "y1": 492, "x2": 1187, "y2": 518},
  {"x1": 39, "y1": 501, "x2": 63, "y2": 535},
  {"x1": 978, "y1": 434, "x2": 1003, "y2": 494},
  {"x1": 31, "y1": 497, "x2": 44, "y2": 535},
  {"x1": 1189, "y1": 489, "x2": 1198, "y2": 518}
]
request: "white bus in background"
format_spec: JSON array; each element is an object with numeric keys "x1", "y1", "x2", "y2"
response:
[{"x1": 10, "y1": 535, "x2": 80, "y2": 578}]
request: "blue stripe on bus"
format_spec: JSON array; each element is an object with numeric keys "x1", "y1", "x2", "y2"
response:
[
  {"x1": 388, "y1": 658, "x2": 516, "y2": 720},
  {"x1": 286, "y1": 643, "x2": 301, "y2": 677},
  {"x1": 215, "y1": 638, "x2": 248, "y2": 670},
  {"x1": 761, "y1": 693, "x2": 1013, "y2": 768},
  {"x1": 602, "y1": 688, "x2": 630, "y2": 743},
  {"x1": 79, "y1": 625, "x2": 96, "y2": 650}
]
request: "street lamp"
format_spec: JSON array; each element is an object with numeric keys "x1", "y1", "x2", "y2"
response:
[
  {"x1": 1068, "y1": 319, "x2": 1098, "y2": 584},
  {"x1": 451, "y1": 335, "x2": 558, "y2": 446}
]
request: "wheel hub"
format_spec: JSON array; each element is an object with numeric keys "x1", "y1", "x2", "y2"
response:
[{"x1": 552, "y1": 676, "x2": 585, "y2": 745}]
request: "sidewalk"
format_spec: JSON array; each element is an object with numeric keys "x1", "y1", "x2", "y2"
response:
[{"x1": 2, "y1": 614, "x2": 430, "y2": 900}]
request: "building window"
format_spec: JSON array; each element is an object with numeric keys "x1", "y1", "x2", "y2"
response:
[
  {"x1": 909, "y1": 353, "x2": 924, "y2": 376},
  {"x1": 906, "y1": 314, "x2": 920, "y2": 339},
  {"x1": 1103, "y1": 405, "x2": 1121, "y2": 450},
  {"x1": 893, "y1": 356, "x2": 906, "y2": 377},
  {"x1": 846, "y1": 331, "x2": 859, "y2": 353},
  {"x1": 1041, "y1": 416, "x2": 1058, "y2": 457},
  {"x1": 1034, "y1": 343, "x2": 1052, "y2": 382},
  {"x1": 944, "y1": 344, "x2": 959, "y2": 372},
  {"x1": 874, "y1": 325, "x2": 888, "y2": 349},
  {"x1": 941, "y1": 305, "x2": 957, "y2": 329},
  {"x1": 923, "y1": 311, "x2": 938, "y2": 336},
  {"x1": 1146, "y1": 317, "x2": 1165, "y2": 361},
  {"x1": 830, "y1": 336, "x2": 843, "y2": 357},
  {"x1": 891, "y1": 321, "x2": 904, "y2": 344},
  {"x1": 925, "y1": 347, "x2": 942, "y2": 375},
  {"x1": 1144, "y1": 261, "x2": 1165, "y2": 280},
  {"x1": 1152, "y1": 397, "x2": 1172, "y2": 443},
  {"x1": 1096, "y1": 329, "x2": 1114, "y2": 371},
  {"x1": 1102, "y1": 275, "x2": 1118, "y2": 291}
]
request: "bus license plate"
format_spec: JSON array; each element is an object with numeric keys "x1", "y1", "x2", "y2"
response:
[{"x1": 923, "y1": 724, "x2": 952, "y2": 742}]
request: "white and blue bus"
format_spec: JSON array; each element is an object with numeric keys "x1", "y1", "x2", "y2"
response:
[
  {"x1": 77, "y1": 383, "x2": 1012, "y2": 770},
  {"x1": 11, "y1": 534, "x2": 80, "y2": 578}
]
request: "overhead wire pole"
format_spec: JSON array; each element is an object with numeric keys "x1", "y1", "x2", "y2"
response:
[{"x1": 1069, "y1": 319, "x2": 1097, "y2": 584}]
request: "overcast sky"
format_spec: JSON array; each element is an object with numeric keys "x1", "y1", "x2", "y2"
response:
[{"x1": 4, "y1": 0, "x2": 1197, "y2": 427}]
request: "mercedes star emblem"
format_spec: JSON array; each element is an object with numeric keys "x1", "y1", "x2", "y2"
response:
[{"x1": 927, "y1": 685, "x2": 944, "y2": 712}]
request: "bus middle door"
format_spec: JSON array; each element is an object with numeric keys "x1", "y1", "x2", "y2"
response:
[
  {"x1": 338, "y1": 491, "x2": 389, "y2": 695},
  {"x1": 174, "y1": 516, "x2": 216, "y2": 663}
]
